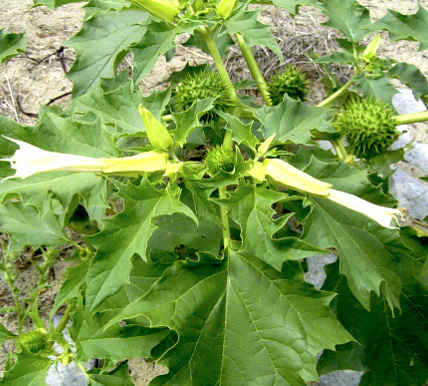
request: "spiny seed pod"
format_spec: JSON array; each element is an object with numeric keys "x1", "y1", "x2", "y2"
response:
[
  {"x1": 204, "y1": 145, "x2": 236, "y2": 176},
  {"x1": 18, "y1": 328, "x2": 50, "y2": 353},
  {"x1": 174, "y1": 71, "x2": 235, "y2": 122},
  {"x1": 268, "y1": 66, "x2": 310, "y2": 105},
  {"x1": 334, "y1": 97, "x2": 398, "y2": 160}
]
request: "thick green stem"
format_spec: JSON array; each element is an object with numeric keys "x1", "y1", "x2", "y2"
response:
[
  {"x1": 196, "y1": 26, "x2": 238, "y2": 104},
  {"x1": 395, "y1": 111, "x2": 428, "y2": 125},
  {"x1": 196, "y1": 26, "x2": 236, "y2": 259},
  {"x1": 332, "y1": 139, "x2": 347, "y2": 160},
  {"x1": 56, "y1": 305, "x2": 72, "y2": 333},
  {"x1": 317, "y1": 78, "x2": 355, "y2": 108},
  {"x1": 235, "y1": 33, "x2": 272, "y2": 106}
]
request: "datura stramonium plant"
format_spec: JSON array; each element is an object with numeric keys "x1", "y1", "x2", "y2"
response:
[{"x1": 1, "y1": 138, "x2": 401, "y2": 230}]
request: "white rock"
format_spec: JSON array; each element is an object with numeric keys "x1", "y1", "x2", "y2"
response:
[
  {"x1": 393, "y1": 89, "x2": 427, "y2": 115},
  {"x1": 390, "y1": 169, "x2": 428, "y2": 220},
  {"x1": 404, "y1": 143, "x2": 428, "y2": 173}
]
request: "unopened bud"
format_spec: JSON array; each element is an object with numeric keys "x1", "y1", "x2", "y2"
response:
[
  {"x1": 138, "y1": 105, "x2": 174, "y2": 152},
  {"x1": 362, "y1": 35, "x2": 381, "y2": 63},
  {"x1": 257, "y1": 134, "x2": 276, "y2": 157},
  {"x1": 127, "y1": 0, "x2": 180, "y2": 22},
  {"x1": 216, "y1": 0, "x2": 238, "y2": 19}
]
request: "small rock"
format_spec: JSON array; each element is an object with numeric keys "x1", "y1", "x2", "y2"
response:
[
  {"x1": 393, "y1": 89, "x2": 427, "y2": 115},
  {"x1": 404, "y1": 143, "x2": 428, "y2": 173},
  {"x1": 319, "y1": 370, "x2": 364, "y2": 386},
  {"x1": 305, "y1": 254, "x2": 337, "y2": 290},
  {"x1": 390, "y1": 169, "x2": 428, "y2": 220}
]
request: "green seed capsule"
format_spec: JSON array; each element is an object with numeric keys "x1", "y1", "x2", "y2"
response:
[
  {"x1": 174, "y1": 70, "x2": 235, "y2": 123},
  {"x1": 204, "y1": 145, "x2": 236, "y2": 176},
  {"x1": 18, "y1": 328, "x2": 50, "y2": 353},
  {"x1": 334, "y1": 97, "x2": 398, "y2": 160},
  {"x1": 268, "y1": 66, "x2": 310, "y2": 105}
]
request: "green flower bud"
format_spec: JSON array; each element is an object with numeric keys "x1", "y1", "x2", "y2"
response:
[
  {"x1": 204, "y1": 145, "x2": 236, "y2": 176},
  {"x1": 18, "y1": 328, "x2": 50, "y2": 353},
  {"x1": 127, "y1": 0, "x2": 180, "y2": 22},
  {"x1": 174, "y1": 70, "x2": 235, "y2": 123},
  {"x1": 268, "y1": 66, "x2": 310, "y2": 105},
  {"x1": 362, "y1": 35, "x2": 381, "y2": 63},
  {"x1": 257, "y1": 134, "x2": 276, "y2": 157},
  {"x1": 216, "y1": 0, "x2": 238, "y2": 19},
  {"x1": 334, "y1": 97, "x2": 398, "y2": 160},
  {"x1": 139, "y1": 105, "x2": 174, "y2": 152}
]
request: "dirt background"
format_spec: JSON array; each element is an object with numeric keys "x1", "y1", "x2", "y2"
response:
[{"x1": 0, "y1": 0, "x2": 428, "y2": 384}]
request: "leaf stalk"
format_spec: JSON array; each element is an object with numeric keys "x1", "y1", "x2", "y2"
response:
[{"x1": 235, "y1": 33, "x2": 272, "y2": 106}]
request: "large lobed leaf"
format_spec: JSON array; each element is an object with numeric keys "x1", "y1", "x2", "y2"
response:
[
  {"x1": 66, "y1": 10, "x2": 148, "y2": 97},
  {"x1": 371, "y1": 4, "x2": 428, "y2": 52},
  {"x1": 224, "y1": 5, "x2": 283, "y2": 61},
  {"x1": 0, "y1": 349, "x2": 52, "y2": 385},
  {"x1": 319, "y1": 229, "x2": 428, "y2": 384},
  {"x1": 295, "y1": 154, "x2": 407, "y2": 310},
  {"x1": 319, "y1": 0, "x2": 373, "y2": 43},
  {"x1": 106, "y1": 252, "x2": 353, "y2": 385},
  {"x1": 254, "y1": 95, "x2": 334, "y2": 145},
  {"x1": 84, "y1": 179, "x2": 197, "y2": 313},
  {"x1": 215, "y1": 181, "x2": 327, "y2": 271},
  {"x1": 0, "y1": 110, "x2": 112, "y2": 221}
]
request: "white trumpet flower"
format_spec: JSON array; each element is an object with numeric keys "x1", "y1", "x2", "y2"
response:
[
  {"x1": 250, "y1": 158, "x2": 401, "y2": 229},
  {"x1": 1, "y1": 137, "x2": 168, "y2": 181},
  {"x1": 327, "y1": 189, "x2": 402, "y2": 229}
]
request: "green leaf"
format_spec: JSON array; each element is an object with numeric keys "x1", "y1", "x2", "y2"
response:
[
  {"x1": 388, "y1": 62, "x2": 428, "y2": 100},
  {"x1": 0, "y1": 201, "x2": 68, "y2": 251},
  {"x1": 0, "y1": 112, "x2": 111, "y2": 220},
  {"x1": 314, "y1": 50, "x2": 357, "y2": 65},
  {"x1": 50, "y1": 260, "x2": 89, "y2": 317},
  {"x1": 66, "y1": 10, "x2": 148, "y2": 97},
  {"x1": 0, "y1": 29, "x2": 27, "y2": 65},
  {"x1": 224, "y1": 5, "x2": 283, "y2": 61},
  {"x1": 149, "y1": 212, "x2": 222, "y2": 261},
  {"x1": 171, "y1": 98, "x2": 215, "y2": 146},
  {"x1": 271, "y1": 0, "x2": 321, "y2": 16},
  {"x1": 371, "y1": 5, "x2": 428, "y2": 52},
  {"x1": 320, "y1": 233, "x2": 428, "y2": 384},
  {"x1": 299, "y1": 156, "x2": 406, "y2": 310},
  {"x1": 130, "y1": 21, "x2": 176, "y2": 84},
  {"x1": 254, "y1": 95, "x2": 334, "y2": 145},
  {"x1": 141, "y1": 87, "x2": 172, "y2": 121},
  {"x1": 88, "y1": 361, "x2": 135, "y2": 386},
  {"x1": 0, "y1": 173, "x2": 107, "y2": 223},
  {"x1": 85, "y1": 180, "x2": 197, "y2": 313},
  {"x1": 215, "y1": 181, "x2": 327, "y2": 270},
  {"x1": 216, "y1": 111, "x2": 258, "y2": 152},
  {"x1": 69, "y1": 293, "x2": 170, "y2": 365},
  {"x1": 354, "y1": 75, "x2": 398, "y2": 105},
  {"x1": 0, "y1": 323, "x2": 15, "y2": 344},
  {"x1": 107, "y1": 253, "x2": 353, "y2": 385},
  {"x1": 70, "y1": 81, "x2": 145, "y2": 135},
  {"x1": 33, "y1": 0, "x2": 82, "y2": 8},
  {"x1": 183, "y1": 180, "x2": 222, "y2": 229},
  {"x1": 319, "y1": 0, "x2": 373, "y2": 43},
  {"x1": 75, "y1": 313, "x2": 170, "y2": 364},
  {"x1": 83, "y1": 0, "x2": 131, "y2": 20},
  {"x1": 0, "y1": 349, "x2": 51, "y2": 385}
]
